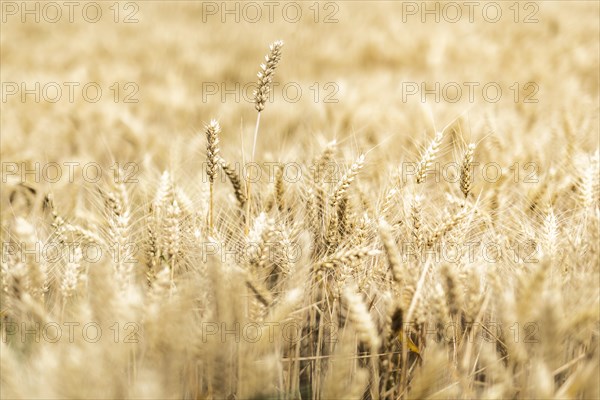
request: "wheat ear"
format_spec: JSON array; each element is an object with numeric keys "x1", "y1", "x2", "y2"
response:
[
  {"x1": 378, "y1": 219, "x2": 403, "y2": 283},
  {"x1": 343, "y1": 285, "x2": 381, "y2": 351},
  {"x1": 253, "y1": 40, "x2": 284, "y2": 113},
  {"x1": 332, "y1": 154, "x2": 365, "y2": 209},
  {"x1": 416, "y1": 131, "x2": 444, "y2": 184},
  {"x1": 425, "y1": 207, "x2": 470, "y2": 247},
  {"x1": 440, "y1": 263, "x2": 463, "y2": 316},
  {"x1": 460, "y1": 143, "x2": 476, "y2": 198},
  {"x1": 327, "y1": 154, "x2": 365, "y2": 246},
  {"x1": 205, "y1": 119, "x2": 220, "y2": 232},
  {"x1": 60, "y1": 246, "x2": 83, "y2": 299},
  {"x1": 411, "y1": 195, "x2": 423, "y2": 244},
  {"x1": 275, "y1": 164, "x2": 285, "y2": 212},
  {"x1": 312, "y1": 139, "x2": 337, "y2": 183},
  {"x1": 217, "y1": 156, "x2": 246, "y2": 208}
]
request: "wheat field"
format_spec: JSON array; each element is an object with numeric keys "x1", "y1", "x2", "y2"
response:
[{"x1": 1, "y1": 1, "x2": 599, "y2": 399}]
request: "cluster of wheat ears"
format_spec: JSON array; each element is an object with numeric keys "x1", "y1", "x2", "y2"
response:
[{"x1": 1, "y1": 40, "x2": 599, "y2": 399}]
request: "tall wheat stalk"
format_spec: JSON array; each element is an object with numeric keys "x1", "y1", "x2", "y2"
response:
[
  {"x1": 205, "y1": 119, "x2": 221, "y2": 232},
  {"x1": 246, "y1": 40, "x2": 284, "y2": 234}
]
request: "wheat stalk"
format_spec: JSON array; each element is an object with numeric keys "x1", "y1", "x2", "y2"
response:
[
  {"x1": 327, "y1": 154, "x2": 365, "y2": 247},
  {"x1": 343, "y1": 285, "x2": 381, "y2": 351},
  {"x1": 460, "y1": 143, "x2": 476, "y2": 198},
  {"x1": 60, "y1": 246, "x2": 83, "y2": 299},
  {"x1": 218, "y1": 156, "x2": 246, "y2": 208},
  {"x1": 332, "y1": 154, "x2": 365, "y2": 209},
  {"x1": 416, "y1": 131, "x2": 444, "y2": 184},
  {"x1": 205, "y1": 119, "x2": 221, "y2": 232},
  {"x1": 378, "y1": 218, "x2": 403, "y2": 283},
  {"x1": 246, "y1": 40, "x2": 284, "y2": 235},
  {"x1": 312, "y1": 139, "x2": 337, "y2": 183},
  {"x1": 411, "y1": 194, "x2": 424, "y2": 244},
  {"x1": 440, "y1": 263, "x2": 463, "y2": 316}
]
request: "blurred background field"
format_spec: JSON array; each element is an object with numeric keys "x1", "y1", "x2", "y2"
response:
[{"x1": 2, "y1": 1, "x2": 598, "y2": 175}]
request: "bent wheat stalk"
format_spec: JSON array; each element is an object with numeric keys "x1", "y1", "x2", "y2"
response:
[{"x1": 218, "y1": 156, "x2": 246, "y2": 209}]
